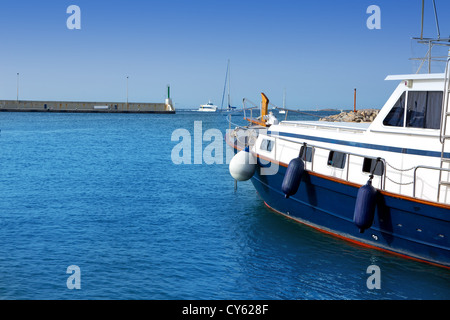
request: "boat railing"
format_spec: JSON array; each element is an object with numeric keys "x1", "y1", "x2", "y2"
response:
[
  {"x1": 226, "y1": 113, "x2": 245, "y2": 131},
  {"x1": 269, "y1": 134, "x2": 387, "y2": 190},
  {"x1": 241, "y1": 98, "x2": 319, "y2": 122},
  {"x1": 414, "y1": 165, "x2": 450, "y2": 201},
  {"x1": 228, "y1": 117, "x2": 450, "y2": 202},
  {"x1": 264, "y1": 133, "x2": 450, "y2": 202},
  {"x1": 411, "y1": 37, "x2": 450, "y2": 74},
  {"x1": 242, "y1": 98, "x2": 260, "y2": 120},
  {"x1": 268, "y1": 102, "x2": 326, "y2": 122},
  {"x1": 280, "y1": 134, "x2": 450, "y2": 202},
  {"x1": 439, "y1": 56, "x2": 450, "y2": 144},
  {"x1": 438, "y1": 57, "x2": 450, "y2": 201},
  {"x1": 280, "y1": 121, "x2": 368, "y2": 134},
  {"x1": 226, "y1": 113, "x2": 262, "y2": 150},
  {"x1": 226, "y1": 113, "x2": 266, "y2": 131}
]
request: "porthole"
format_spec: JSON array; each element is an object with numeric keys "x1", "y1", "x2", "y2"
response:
[{"x1": 327, "y1": 151, "x2": 346, "y2": 169}]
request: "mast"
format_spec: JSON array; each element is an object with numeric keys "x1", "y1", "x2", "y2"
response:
[
  {"x1": 420, "y1": 0, "x2": 424, "y2": 40},
  {"x1": 412, "y1": 0, "x2": 446, "y2": 74},
  {"x1": 432, "y1": 0, "x2": 440, "y2": 39},
  {"x1": 221, "y1": 59, "x2": 230, "y2": 111},
  {"x1": 228, "y1": 60, "x2": 231, "y2": 109}
]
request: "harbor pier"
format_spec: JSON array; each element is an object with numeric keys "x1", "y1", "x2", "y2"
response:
[{"x1": 0, "y1": 99, "x2": 175, "y2": 114}]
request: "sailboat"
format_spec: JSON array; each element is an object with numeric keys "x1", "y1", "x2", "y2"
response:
[{"x1": 221, "y1": 59, "x2": 237, "y2": 112}]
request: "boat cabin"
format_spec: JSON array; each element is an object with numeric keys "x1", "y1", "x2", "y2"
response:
[{"x1": 370, "y1": 73, "x2": 445, "y2": 134}]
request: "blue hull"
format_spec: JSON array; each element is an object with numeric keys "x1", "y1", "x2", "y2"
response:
[{"x1": 251, "y1": 163, "x2": 450, "y2": 268}]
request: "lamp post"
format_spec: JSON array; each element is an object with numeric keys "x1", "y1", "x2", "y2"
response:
[
  {"x1": 126, "y1": 76, "x2": 129, "y2": 110},
  {"x1": 17, "y1": 73, "x2": 19, "y2": 101}
]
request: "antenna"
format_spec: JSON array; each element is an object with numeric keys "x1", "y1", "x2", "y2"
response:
[
  {"x1": 420, "y1": 0, "x2": 424, "y2": 40},
  {"x1": 432, "y1": 0, "x2": 441, "y2": 39}
]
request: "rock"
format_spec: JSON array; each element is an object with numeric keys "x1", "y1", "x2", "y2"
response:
[{"x1": 320, "y1": 109, "x2": 379, "y2": 122}]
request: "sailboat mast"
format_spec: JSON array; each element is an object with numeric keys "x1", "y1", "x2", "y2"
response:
[
  {"x1": 221, "y1": 59, "x2": 230, "y2": 111},
  {"x1": 228, "y1": 60, "x2": 231, "y2": 108}
]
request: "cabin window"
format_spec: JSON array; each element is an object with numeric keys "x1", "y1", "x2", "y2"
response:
[
  {"x1": 406, "y1": 91, "x2": 442, "y2": 129},
  {"x1": 362, "y1": 158, "x2": 384, "y2": 176},
  {"x1": 300, "y1": 145, "x2": 313, "y2": 162},
  {"x1": 383, "y1": 92, "x2": 405, "y2": 127},
  {"x1": 327, "y1": 151, "x2": 346, "y2": 169},
  {"x1": 260, "y1": 139, "x2": 274, "y2": 152}
]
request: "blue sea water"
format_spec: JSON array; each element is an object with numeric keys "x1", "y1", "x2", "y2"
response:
[{"x1": 0, "y1": 110, "x2": 449, "y2": 300}]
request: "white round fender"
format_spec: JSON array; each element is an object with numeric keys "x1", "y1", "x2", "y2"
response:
[{"x1": 229, "y1": 149, "x2": 257, "y2": 181}]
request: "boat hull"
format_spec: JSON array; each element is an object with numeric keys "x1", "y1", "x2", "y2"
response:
[
  {"x1": 251, "y1": 161, "x2": 450, "y2": 268},
  {"x1": 197, "y1": 109, "x2": 217, "y2": 112}
]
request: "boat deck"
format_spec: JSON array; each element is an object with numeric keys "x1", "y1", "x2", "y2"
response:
[{"x1": 279, "y1": 120, "x2": 370, "y2": 132}]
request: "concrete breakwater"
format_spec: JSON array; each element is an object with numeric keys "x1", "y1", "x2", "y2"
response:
[
  {"x1": 0, "y1": 99, "x2": 175, "y2": 114},
  {"x1": 319, "y1": 109, "x2": 379, "y2": 122}
]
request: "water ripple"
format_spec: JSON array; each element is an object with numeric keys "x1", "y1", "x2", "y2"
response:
[{"x1": 0, "y1": 112, "x2": 449, "y2": 299}]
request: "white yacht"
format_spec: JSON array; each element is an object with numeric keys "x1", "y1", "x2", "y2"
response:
[{"x1": 198, "y1": 101, "x2": 218, "y2": 112}]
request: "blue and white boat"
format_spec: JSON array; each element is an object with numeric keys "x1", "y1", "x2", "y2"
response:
[{"x1": 227, "y1": 37, "x2": 450, "y2": 268}]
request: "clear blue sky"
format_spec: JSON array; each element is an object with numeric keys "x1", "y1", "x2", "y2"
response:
[{"x1": 1, "y1": 0, "x2": 450, "y2": 109}]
